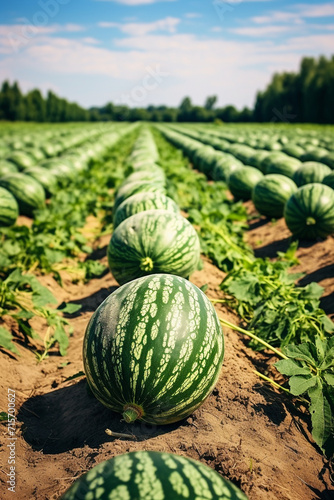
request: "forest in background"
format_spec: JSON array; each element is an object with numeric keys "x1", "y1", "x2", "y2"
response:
[{"x1": 0, "y1": 55, "x2": 333, "y2": 123}]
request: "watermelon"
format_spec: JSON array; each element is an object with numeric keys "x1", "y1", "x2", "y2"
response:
[
  {"x1": 323, "y1": 172, "x2": 334, "y2": 190},
  {"x1": 321, "y1": 152, "x2": 334, "y2": 169},
  {"x1": 260, "y1": 152, "x2": 289, "y2": 174},
  {"x1": 248, "y1": 150, "x2": 271, "y2": 172},
  {"x1": 24, "y1": 167, "x2": 58, "y2": 197},
  {"x1": 0, "y1": 173, "x2": 46, "y2": 217},
  {"x1": 108, "y1": 210, "x2": 200, "y2": 285},
  {"x1": 228, "y1": 166, "x2": 264, "y2": 201},
  {"x1": 266, "y1": 157, "x2": 301, "y2": 178},
  {"x1": 284, "y1": 183, "x2": 334, "y2": 240},
  {"x1": 293, "y1": 161, "x2": 332, "y2": 187},
  {"x1": 0, "y1": 187, "x2": 19, "y2": 226},
  {"x1": 252, "y1": 174, "x2": 297, "y2": 219},
  {"x1": 114, "y1": 181, "x2": 166, "y2": 214},
  {"x1": 6, "y1": 151, "x2": 35, "y2": 170},
  {"x1": 282, "y1": 143, "x2": 305, "y2": 159},
  {"x1": 60, "y1": 451, "x2": 248, "y2": 500},
  {"x1": 83, "y1": 273, "x2": 224, "y2": 424},
  {"x1": 125, "y1": 169, "x2": 166, "y2": 186},
  {"x1": 212, "y1": 156, "x2": 242, "y2": 182},
  {"x1": 113, "y1": 192, "x2": 179, "y2": 229},
  {"x1": 301, "y1": 148, "x2": 328, "y2": 163},
  {"x1": 0, "y1": 160, "x2": 18, "y2": 177}
]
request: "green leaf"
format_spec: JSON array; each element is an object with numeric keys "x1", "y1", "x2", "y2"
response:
[
  {"x1": 227, "y1": 274, "x2": 260, "y2": 304},
  {"x1": 309, "y1": 379, "x2": 333, "y2": 450},
  {"x1": 0, "y1": 327, "x2": 19, "y2": 354},
  {"x1": 199, "y1": 284, "x2": 208, "y2": 293},
  {"x1": 289, "y1": 374, "x2": 318, "y2": 396},
  {"x1": 0, "y1": 412, "x2": 9, "y2": 421},
  {"x1": 301, "y1": 282, "x2": 324, "y2": 300},
  {"x1": 275, "y1": 359, "x2": 311, "y2": 377},
  {"x1": 283, "y1": 343, "x2": 317, "y2": 366},
  {"x1": 323, "y1": 373, "x2": 334, "y2": 386},
  {"x1": 321, "y1": 315, "x2": 334, "y2": 334},
  {"x1": 58, "y1": 303, "x2": 82, "y2": 314},
  {"x1": 53, "y1": 325, "x2": 69, "y2": 356}
]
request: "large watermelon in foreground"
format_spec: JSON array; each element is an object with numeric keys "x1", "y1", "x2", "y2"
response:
[
  {"x1": 284, "y1": 183, "x2": 334, "y2": 240},
  {"x1": 60, "y1": 451, "x2": 248, "y2": 500},
  {"x1": 83, "y1": 274, "x2": 224, "y2": 425},
  {"x1": 108, "y1": 209, "x2": 200, "y2": 285}
]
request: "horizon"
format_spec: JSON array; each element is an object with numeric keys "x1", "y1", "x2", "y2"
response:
[{"x1": 0, "y1": 0, "x2": 333, "y2": 109}]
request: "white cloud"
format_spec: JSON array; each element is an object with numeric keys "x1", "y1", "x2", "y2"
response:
[
  {"x1": 230, "y1": 25, "x2": 296, "y2": 36},
  {"x1": 98, "y1": 17, "x2": 180, "y2": 36},
  {"x1": 252, "y1": 2, "x2": 334, "y2": 25}
]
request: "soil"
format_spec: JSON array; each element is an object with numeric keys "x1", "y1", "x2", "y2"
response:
[{"x1": 0, "y1": 212, "x2": 333, "y2": 500}]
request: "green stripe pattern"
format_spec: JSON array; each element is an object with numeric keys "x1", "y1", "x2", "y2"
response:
[
  {"x1": 83, "y1": 274, "x2": 224, "y2": 425},
  {"x1": 284, "y1": 183, "x2": 334, "y2": 239},
  {"x1": 113, "y1": 192, "x2": 179, "y2": 228},
  {"x1": 0, "y1": 187, "x2": 19, "y2": 226},
  {"x1": 0, "y1": 173, "x2": 45, "y2": 217},
  {"x1": 252, "y1": 174, "x2": 297, "y2": 218},
  {"x1": 114, "y1": 180, "x2": 166, "y2": 213},
  {"x1": 60, "y1": 451, "x2": 248, "y2": 500},
  {"x1": 227, "y1": 166, "x2": 263, "y2": 201},
  {"x1": 108, "y1": 209, "x2": 200, "y2": 285},
  {"x1": 293, "y1": 161, "x2": 332, "y2": 187}
]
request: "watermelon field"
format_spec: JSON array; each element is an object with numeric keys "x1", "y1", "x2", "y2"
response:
[{"x1": 0, "y1": 121, "x2": 333, "y2": 500}]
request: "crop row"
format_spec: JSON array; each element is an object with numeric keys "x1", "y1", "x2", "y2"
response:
[{"x1": 158, "y1": 125, "x2": 334, "y2": 241}]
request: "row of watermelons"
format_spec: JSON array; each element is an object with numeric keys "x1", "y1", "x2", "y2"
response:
[
  {"x1": 160, "y1": 126, "x2": 334, "y2": 240},
  {"x1": 176, "y1": 123, "x2": 334, "y2": 168},
  {"x1": 61, "y1": 128, "x2": 248, "y2": 499},
  {"x1": 0, "y1": 124, "x2": 135, "y2": 226}
]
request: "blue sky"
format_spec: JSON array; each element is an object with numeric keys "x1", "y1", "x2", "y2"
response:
[{"x1": 0, "y1": 0, "x2": 333, "y2": 109}]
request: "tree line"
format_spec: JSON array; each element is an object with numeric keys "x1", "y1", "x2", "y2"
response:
[{"x1": 0, "y1": 55, "x2": 333, "y2": 123}]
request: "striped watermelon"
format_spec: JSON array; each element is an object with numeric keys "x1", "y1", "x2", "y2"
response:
[
  {"x1": 228, "y1": 166, "x2": 264, "y2": 201},
  {"x1": 284, "y1": 183, "x2": 334, "y2": 240},
  {"x1": 0, "y1": 187, "x2": 19, "y2": 226},
  {"x1": 24, "y1": 167, "x2": 58, "y2": 197},
  {"x1": 60, "y1": 451, "x2": 248, "y2": 500},
  {"x1": 293, "y1": 161, "x2": 332, "y2": 187},
  {"x1": 6, "y1": 151, "x2": 35, "y2": 170},
  {"x1": 0, "y1": 160, "x2": 18, "y2": 177},
  {"x1": 252, "y1": 174, "x2": 297, "y2": 219},
  {"x1": 323, "y1": 172, "x2": 334, "y2": 190},
  {"x1": 0, "y1": 173, "x2": 45, "y2": 217},
  {"x1": 113, "y1": 192, "x2": 179, "y2": 229},
  {"x1": 83, "y1": 274, "x2": 224, "y2": 425},
  {"x1": 108, "y1": 210, "x2": 200, "y2": 285},
  {"x1": 266, "y1": 157, "x2": 301, "y2": 178},
  {"x1": 114, "y1": 181, "x2": 166, "y2": 213}
]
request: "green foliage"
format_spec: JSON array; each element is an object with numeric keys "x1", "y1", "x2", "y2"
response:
[
  {"x1": 275, "y1": 337, "x2": 334, "y2": 456},
  {"x1": 0, "y1": 269, "x2": 81, "y2": 358},
  {"x1": 220, "y1": 244, "x2": 333, "y2": 347}
]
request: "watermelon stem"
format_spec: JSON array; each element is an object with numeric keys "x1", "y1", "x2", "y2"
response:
[
  {"x1": 122, "y1": 404, "x2": 143, "y2": 423},
  {"x1": 140, "y1": 257, "x2": 154, "y2": 272},
  {"x1": 306, "y1": 217, "x2": 316, "y2": 226},
  {"x1": 219, "y1": 316, "x2": 288, "y2": 360}
]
